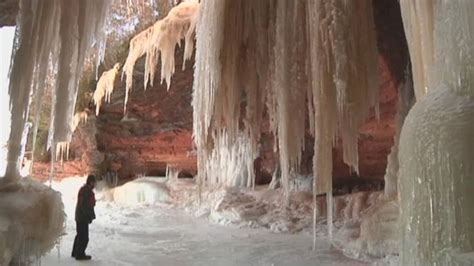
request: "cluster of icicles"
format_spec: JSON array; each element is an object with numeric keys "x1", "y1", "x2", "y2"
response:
[
  {"x1": 4, "y1": 0, "x2": 111, "y2": 182},
  {"x1": 193, "y1": 0, "x2": 379, "y2": 212},
  {"x1": 92, "y1": 0, "x2": 200, "y2": 115},
  {"x1": 4, "y1": 0, "x2": 197, "y2": 183}
]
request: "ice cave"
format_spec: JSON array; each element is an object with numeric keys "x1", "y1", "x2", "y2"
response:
[{"x1": 0, "y1": 0, "x2": 472, "y2": 265}]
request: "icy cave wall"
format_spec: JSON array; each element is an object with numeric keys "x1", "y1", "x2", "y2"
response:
[{"x1": 26, "y1": 0, "x2": 408, "y2": 185}]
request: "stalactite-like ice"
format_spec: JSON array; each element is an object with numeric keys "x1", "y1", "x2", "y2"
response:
[
  {"x1": 93, "y1": 63, "x2": 121, "y2": 115},
  {"x1": 122, "y1": 0, "x2": 200, "y2": 112},
  {"x1": 122, "y1": 27, "x2": 153, "y2": 112},
  {"x1": 193, "y1": 1, "x2": 379, "y2": 249},
  {"x1": 399, "y1": 0, "x2": 474, "y2": 264},
  {"x1": 192, "y1": 0, "x2": 379, "y2": 198},
  {"x1": 202, "y1": 132, "x2": 256, "y2": 188},
  {"x1": 3, "y1": 0, "x2": 112, "y2": 182},
  {"x1": 53, "y1": 0, "x2": 111, "y2": 150},
  {"x1": 307, "y1": 0, "x2": 379, "y2": 194}
]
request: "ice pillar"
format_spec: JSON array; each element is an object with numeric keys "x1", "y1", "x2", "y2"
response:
[{"x1": 399, "y1": 0, "x2": 474, "y2": 264}]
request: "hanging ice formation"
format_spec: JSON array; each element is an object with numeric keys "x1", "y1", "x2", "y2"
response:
[
  {"x1": 192, "y1": 0, "x2": 378, "y2": 198},
  {"x1": 72, "y1": 110, "x2": 89, "y2": 133},
  {"x1": 398, "y1": 0, "x2": 474, "y2": 264},
  {"x1": 122, "y1": 0, "x2": 200, "y2": 112},
  {"x1": 3, "y1": 0, "x2": 111, "y2": 182},
  {"x1": 93, "y1": 63, "x2": 121, "y2": 115}
]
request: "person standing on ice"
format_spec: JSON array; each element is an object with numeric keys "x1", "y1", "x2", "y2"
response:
[{"x1": 72, "y1": 174, "x2": 96, "y2": 260}]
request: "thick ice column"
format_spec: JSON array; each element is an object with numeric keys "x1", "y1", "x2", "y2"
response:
[
  {"x1": 4, "y1": 1, "x2": 37, "y2": 182},
  {"x1": 399, "y1": 0, "x2": 474, "y2": 264},
  {"x1": 399, "y1": 86, "x2": 474, "y2": 265}
]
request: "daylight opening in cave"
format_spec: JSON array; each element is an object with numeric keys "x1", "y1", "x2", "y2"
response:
[{"x1": 0, "y1": 0, "x2": 472, "y2": 265}]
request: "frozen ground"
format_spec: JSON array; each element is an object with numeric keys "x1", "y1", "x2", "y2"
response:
[
  {"x1": 41, "y1": 178, "x2": 367, "y2": 266},
  {"x1": 42, "y1": 203, "x2": 366, "y2": 266}
]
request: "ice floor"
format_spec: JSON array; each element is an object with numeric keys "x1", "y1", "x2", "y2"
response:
[{"x1": 42, "y1": 201, "x2": 367, "y2": 266}]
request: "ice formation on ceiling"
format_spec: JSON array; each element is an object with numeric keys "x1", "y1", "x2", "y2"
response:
[
  {"x1": 93, "y1": 63, "x2": 121, "y2": 115},
  {"x1": 122, "y1": 0, "x2": 200, "y2": 112},
  {"x1": 4, "y1": 0, "x2": 111, "y2": 182},
  {"x1": 192, "y1": 0, "x2": 378, "y2": 202},
  {"x1": 398, "y1": 0, "x2": 474, "y2": 264}
]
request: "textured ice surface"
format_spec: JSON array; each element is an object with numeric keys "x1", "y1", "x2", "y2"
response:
[
  {"x1": 0, "y1": 178, "x2": 65, "y2": 265},
  {"x1": 398, "y1": 0, "x2": 474, "y2": 264},
  {"x1": 399, "y1": 86, "x2": 474, "y2": 265}
]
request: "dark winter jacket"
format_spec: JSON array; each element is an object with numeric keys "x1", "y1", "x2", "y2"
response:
[{"x1": 75, "y1": 184, "x2": 96, "y2": 223}]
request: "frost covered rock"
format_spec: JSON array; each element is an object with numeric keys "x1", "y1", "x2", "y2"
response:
[{"x1": 0, "y1": 178, "x2": 65, "y2": 265}]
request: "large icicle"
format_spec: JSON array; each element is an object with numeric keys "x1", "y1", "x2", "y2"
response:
[
  {"x1": 93, "y1": 63, "x2": 121, "y2": 115},
  {"x1": 122, "y1": 0, "x2": 200, "y2": 112},
  {"x1": 192, "y1": 0, "x2": 227, "y2": 192},
  {"x1": 53, "y1": 0, "x2": 111, "y2": 155},
  {"x1": 399, "y1": 0, "x2": 434, "y2": 100}
]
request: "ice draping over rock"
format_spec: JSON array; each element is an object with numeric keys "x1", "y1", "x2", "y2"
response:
[{"x1": 122, "y1": 0, "x2": 200, "y2": 113}]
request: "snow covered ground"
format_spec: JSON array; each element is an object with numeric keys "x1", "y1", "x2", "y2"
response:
[{"x1": 41, "y1": 177, "x2": 367, "y2": 266}]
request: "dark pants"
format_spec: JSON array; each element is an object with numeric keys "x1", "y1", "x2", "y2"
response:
[{"x1": 72, "y1": 221, "x2": 89, "y2": 257}]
